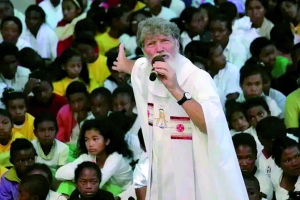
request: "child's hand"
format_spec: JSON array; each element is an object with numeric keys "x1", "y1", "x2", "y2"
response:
[
  {"x1": 24, "y1": 78, "x2": 41, "y2": 95},
  {"x1": 112, "y1": 43, "x2": 135, "y2": 74}
]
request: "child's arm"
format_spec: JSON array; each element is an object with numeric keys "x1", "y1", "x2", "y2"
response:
[{"x1": 0, "y1": 180, "x2": 14, "y2": 200}]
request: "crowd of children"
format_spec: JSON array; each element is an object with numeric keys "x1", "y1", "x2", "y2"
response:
[{"x1": 0, "y1": 0, "x2": 300, "y2": 199}]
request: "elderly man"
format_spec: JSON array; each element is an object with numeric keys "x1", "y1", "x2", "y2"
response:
[{"x1": 114, "y1": 17, "x2": 247, "y2": 200}]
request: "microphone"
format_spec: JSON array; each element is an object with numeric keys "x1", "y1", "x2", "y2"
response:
[{"x1": 149, "y1": 55, "x2": 164, "y2": 81}]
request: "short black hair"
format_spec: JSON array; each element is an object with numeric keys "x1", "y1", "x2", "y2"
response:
[
  {"x1": 210, "y1": 14, "x2": 232, "y2": 33},
  {"x1": 245, "y1": 0, "x2": 268, "y2": 10},
  {"x1": 29, "y1": 69, "x2": 53, "y2": 87},
  {"x1": 240, "y1": 63, "x2": 263, "y2": 86},
  {"x1": 72, "y1": 32, "x2": 98, "y2": 49},
  {"x1": 192, "y1": 41, "x2": 219, "y2": 60},
  {"x1": 243, "y1": 175, "x2": 260, "y2": 193},
  {"x1": 106, "y1": 7, "x2": 125, "y2": 25},
  {"x1": 219, "y1": 2, "x2": 238, "y2": 22},
  {"x1": 0, "y1": 41, "x2": 19, "y2": 62},
  {"x1": 184, "y1": 41, "x2": 202, "y2": 58},
  {"x1": 112, "y1": 85, "x2": 135, "y2": 103},
  {"x1": 10, "y1": 138, "x2": 36, "y2": 163},
  {"x1": 90, "y1": 87, "x2": 112, "y2": 105},
  {"x1": 188, "y1": 55, "x2": 208, "y2": 69},
  {"x1": 0, "y1": 0, "x2": 14, "y2": 9},
  {"x1": 270, "y1": 22, "x2": 294, "y2": 53},
  {"x1": 256, "y1": 116, "x2": 286, "y2": 140},
  {"x1": 75, "y1": 161, "x2": 102, "y2": 183},
  {"x1": 25, "y1": 4, "x2": 46, "y2": 23},
  {"x1": 19, "y1": 47, "x2": 45, "y2": 71},
  {"x1": 105, "y1": 47, "x2": 119, "y2": 70},
  {"x1": 0, "y1": 108, "x2": 12, "y2": 121},
  {"x1": 225, "y1": 100, "x2": 247, "y2": 129},
  {"x1": 74, "y1": 18, "x2": 97, "y2": 37},
  {"x1": 20, "y1": 174, "x2": 50, "y2": 200},
  {"x1": 66, "y1": 81, "x2": 89, "y2": 99},
  {"x1": 27, "y1": 163, "x2": 53, "y2": 186},
  {"x1": 180, "y1": 7, "x2": 201, "y2": 25},
  {"x1": 33, "y1": 113, "x2": 58, "y2": 132},
  {"x1": 232, "y1": 133, "x2": 258, "y2": 156},
  {"x1": 0, "y1": 16, "x2": 22, "y2": 34},
  {"x1": 250, "y1": 37, "x2": 274, "y2": 58},
  {"x1": 1, "y1": 87, "x2": 28, "y2": 108},
  {"x1": 243, "y1": 97, "x2": 270, "y2": 120},
  {"x1": 272, "y1": 137, "x2": 299, "y2": 167}
]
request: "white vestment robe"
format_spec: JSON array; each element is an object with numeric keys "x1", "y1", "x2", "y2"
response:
[{"x1": 131, "y1": 54, "x2": 248, "y2": 200}]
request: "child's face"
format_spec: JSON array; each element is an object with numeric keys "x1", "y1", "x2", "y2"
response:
[
  {"x1": 63, "y1": 56, "x2": 82, "y2": 79},
  {"x1": 77, "y1": 168, "x2": 100, "y2": 198},
  {"x1": 85, "y1": 130, "x2": 109, "y2": 156},
  {"x1": 210, "y1": 20, "x2": 230, "y2": 47},
  {"x1": 75, "y1": 44, "x2": 96, "y2": 64},
  {"x1": 0, "y1": 2, "x2": 14, "y2": 22},
  {"x1": 32, "y1": 81, "x2": 53, "y2": 104},
  {"x1": 246, "y1": 0, "x2": 265, "y2": 26},
  {"x1": 280, "y1": 1, "x2": 298, "y2": 21},
  {"x1": 241, "y1": 74, "x2": 263, "y2": 99},
  {"x1": 210, "y1": 45, "x2": 226, "y2": 71},
  {"x1": 68, "y1": 92, "x2": 88, "y2": 113},
  {"x1": 236, "y1": 145, "x2": 257, "y2": 175},
  {"x1": 25, "y1": 10, "x2": 43, "y2": 34},
  {"x1": 34, "y1": 121, "x2": 57, "y2": 146},
  {"x1": 113, "y1": 93, "x2": 135, "y2": 115},
  {"x1": 245, "y1": 179, "x2": 261, "y2": 200},
  {"x1": 62, "y1": 0, "x2": 81, "y2": 23},
  {"x1": 231, "y1": 111, "x2": 249, "y2": 132},
  {"x1": 8, "y1": 99, "x2": 27, "y2": 125},
  {"x1": 0, "y1": 54, "x2": 18, "y2": 79},
  {"x1": 1, "y1": 20, "x2": 20, "y2": 44},
  {"x1": 280, "y1": 146, "x2": 300, "y2": 176},
  {"x1": 259, "y1": 44, "x2": 276, "y2": 69},
  {"x1": 13, "y1": 148, "x2": 35, "y2": 178},
  {"x1": 186, "y1": 11, "x2": 207, "y2": 35},
  {"x1": 91, "y1": 94, "x2": 111, "y2": 119},
  {"x1": 0, "y1": 114, "x2": 12, "y2": 142},
  {"x1": 247, "y1": 105, "x2": 269, "y2": 128}
]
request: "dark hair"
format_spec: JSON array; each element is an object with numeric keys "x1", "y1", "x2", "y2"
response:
[
  {"x1": 277, "y1": 0, "x2": 299, "y2": 7},
  {"x1": 74, "y1": 18, "x2": 97, "y2": 37},
  {"x1": 33, "y1": 113, "x2": 58, "y2": 132},
  {"x1": 75, "y1": 161, "x2": 102, "y2": 183},
  {"x1": 19, "y1": 47, "x2": 45, "y2": 71},
  {"x1": 10, "y1": 138, "x2": 36, "y2": 162},
  {"x1": 72, "y1": 32, "x2": 98, "y2": 49},
  {"x1": 225, "y1": 100, "x2": 247, "y2": 129},
  {"x1": 27, "y1": 163, "x2": 53, "y2": 186},
  {"x1": 184, "y1": 41, "x2": 202, "y2": 58},
  {"x1": 210, "y1": 14, "x2": 232, "y2": 33},
  {"x1": 87, "y1": 2, "x2": 107, "y2": 33},
  {"x1": 1, "y1": 87, "x2": 28, "y2": 108},
  {"x1": 0, "y1": 41, "x2": 19, "y2": 62},
  {"x1": 52, "y1": 48, "x2": 90, "y2": 85},
  {"x1": 243, "y1": 97, "x2": 270, "y2": 120},
  {"x1": 106, "y1": 111, "x2": 132, "y2": 135},
  {"x1": 256, "y1": 116, "x2": 286, "y2": 140},
  {"x1": 65, "y1": 81, "x2": 89, "y2": 99},
  {"x1": 193, "y1": 41, "x2": 220, "y2": 60},
  {"x1": 129, "y1": 9, "x2": 152, "y2": 31},
  {"x1": 112, "y1": 85, "x2": 135, "y2": 103},
  {"x1": 232, "y1": 133, "x2": 258, "y2": 156},
  {"x1": 0, "y1": 0, "x2": 14, "y2": 9},
  {"x1": 29, "y1": 69, "x2": 53, "y2": 87},
  {"x1": 0, "y1": 16, "x2": 22, "y2": 34},
  {"x1": 188, "y1": 55, "x2": 208, "y2": 69},
  {"x1": 179, "y1": 7, "x2": 202, "y2": 32},
  {"x1": 240, "y1": 63, "x2": 263, "y2": 86},
  {"x1": 138, "y1": 129, "x2": 146, "y2": 151},
  {"x1": 20, "y1": 174, "x2": 49, "y2": 200},
  {"x1": 106, "y1": 7, "x2": 125, "y2": 26},
  {"x1": 105, "y1": 47, "x2": 119, "y2": 70},
  {"x1": 250, "y1": 37, "x2": 274, "y2": 58},
  {"x1": 0, "y1": 108, "x2": 12, "y2": 121},
  {"x1": 270, "y1": 22, "x2": 294, "y2": 53},
  {"x1": 199, "y1": 3, "x2": 218, "y2": 25},
  {"x1": 77, "y1": 119, "x2": 132, "y2": 158},
  {"x1": 90, "y1": 87, "x2": 112, "y2": 107},
  {"x1": 243, "y1": 175, "x2": 260, "y2": 192},
  {"x1": 245, "y1": 0, "x2": 268, "y2": 10},
  {"x1": 272, "y1": 137, "x2": 299, "y2": 167},
  {"x1": 219, "y1": 2, "x2": 238, "y2": 22},
  {"x1": 25, "y1": 5, "x2": 46, "y2": 23}
]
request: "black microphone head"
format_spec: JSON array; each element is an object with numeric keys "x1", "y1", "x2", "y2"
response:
[
  {"x1": 149, "y1": 71, "x2": 158, "y2": 81},
  {"x1": 151, "y1": 55, "x2": 165, "y2": 65}
]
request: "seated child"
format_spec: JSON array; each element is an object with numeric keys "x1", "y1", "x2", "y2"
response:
[
  {"x1": 27, "y1": 163, "x2": 67, "y2": 200},
  {"x1": 52, "y1": 48, "x2": 99, "y2": 97},
  {"x1": 69, "y1": 161, "x2": 114, "y2": 200},
  {"x1": 243, "y1": 175, "x2": 262, "y2": 200},
  {"x1": 18, "y1": 47, "x2": 45, "y2": 72},
  {"x1": 0, "y1": 109, "x2": 24, "y2": 168},
  {"x1": 112, "y1": 85, "x2": 142, "y2": 161},
  {"x1": 232, "y1": 133, "x2": 273, "y2": 199},
  {"x1": 32, "y1": 113, "x2": 69, "y2": 174},
  {"x1": 238, "y1": 63, "x2": 282, "y2": 118},
  {"x1": 271, "y1": 137, "x2": 300, "y2": 200},
  {"x1": 1, "y1": 88, "x2": 35, "y2": 140},
  {"x1": 90, "y1": 87, "x2": 112, "y2": 119},
  {"x1": 0, "y1": 138, "x2": 36, "y2": 199},
  {"x1": 55, "y1": 119, "x2": 133, "y2": 196},
  {"x1": 27, "y1": 70, "x2": 68, "y2": 117},
  {"x1": 18, "y1": 174, "x2": 50, "y2": 200},
  {"x1": 72, "y1": 32, "x2": 111, "y2": 86}
]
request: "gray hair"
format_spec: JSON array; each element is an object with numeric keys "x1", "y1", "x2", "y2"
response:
[{"x1": 136, "y1": 17, "x2": 180, "y2": 48}]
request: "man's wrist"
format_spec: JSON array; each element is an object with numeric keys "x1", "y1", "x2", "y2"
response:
[{"x1": 170, "y1": 87, "x2": 184, "y2": 101}]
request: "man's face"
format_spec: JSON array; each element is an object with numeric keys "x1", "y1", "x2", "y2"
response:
[
  {"x1": 143, "y1": 34, "x2": 179, "y2": 64},
  {"x1": 25, "y1": 10, "x2": 43, "y2": 34}
]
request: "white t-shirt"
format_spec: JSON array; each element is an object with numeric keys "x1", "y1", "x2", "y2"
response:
[
  {"x1": 271, "y1": 167, "x2": 296, "y2": 200},
  {"x1": 133, "y1": 152, "x2": 149, "y2": 189},
  {"x1": 0, "y1": 66, "x2": 30, "y2": 91},
  {"x1": 104, "y1": 79, "x2": 118, "y2": 93},
  {"x1": 125, "y1": 116, "x2": 142, "y2": 161},
  {"x1": 168, "y1": 0, "x2": 185, "y2": 17},
  {"x1": 16, "y1": 38, "x2": 33, "y2": 51},
  {"x1": 39, "y1": 0, "x2": 63, "y2": 30},
  {"x1": 47, "y1": 190, "x2": 67, "y2": 200},
  {"x1": 255, "y1": 168, "x2": 273, "y2": 200},
  {"x1": 149, "y1": 7, "x2": 177, "y2": 21},
  {"x1": 268, "y1": 88, "x2": 286, "y2": 114}
]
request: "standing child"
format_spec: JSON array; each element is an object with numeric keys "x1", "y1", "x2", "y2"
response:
[
  {"x1": 0, "y1": 109, "x2": 24, "y2": 168},
  {"x1": 32, "y1": 113, "x2": 69, "y2": 174},
  {"x1": 1, "y1": 88, "x2": 35, "y2": 140},
  {"x1": 55, "y1": 119, "x2": 133, "y2": 196},
  {"x1": 18, "y1": 174, "x2": 50, "y2": 200},
  {"x1": 69, "y1": 162, "x2": 114, "y2": 200},
  {"x1": 0, "y1": 138, "x2": 36, "y2": 199},
  {"x1": 90, "y1": 87, "x2": 112, "y2": 120},
  {"x1": 52, "y1": 48, "x2": 99, "y2": 97}
]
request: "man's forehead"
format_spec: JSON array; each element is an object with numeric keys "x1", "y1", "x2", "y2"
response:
[{"x1": 145, "y1": 34, "x2": 174, "y2": 41}]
